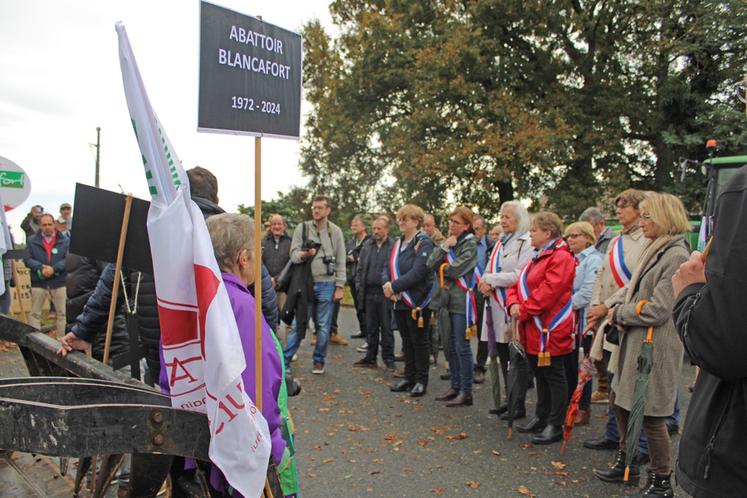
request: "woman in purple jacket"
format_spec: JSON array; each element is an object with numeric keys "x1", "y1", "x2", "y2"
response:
[{"x1": 204, "y1": 213, "x2": 286, "y2": 495}]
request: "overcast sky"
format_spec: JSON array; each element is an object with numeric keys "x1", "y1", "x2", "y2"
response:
[{"x1": 0, "y1": 0, "x2": 333, "y2": 242}]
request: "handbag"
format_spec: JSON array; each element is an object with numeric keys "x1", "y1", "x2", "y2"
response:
[{"x1": 603, "y1": 322, "x2": 620, "y2": 346}]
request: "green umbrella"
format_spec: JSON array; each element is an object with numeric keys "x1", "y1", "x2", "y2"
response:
[{"x1": 623, "y1": 301, "x2": 655, "y2": 483}]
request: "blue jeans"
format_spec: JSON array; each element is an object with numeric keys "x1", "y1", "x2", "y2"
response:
[
  {"x1": 284, "y1": 281, "x2": 336, "y2": 365},
  {"x1": 449, "y1": 313, "x2": 474, "y2": 394}
]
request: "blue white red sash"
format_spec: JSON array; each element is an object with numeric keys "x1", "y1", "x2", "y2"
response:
[
  {"x1": 609, "y1": 235, "x2": 632, "y2": 288},
  {"x1": 486, "y1": 239, "x2": 509, "y2": 322},
  {"x1": 446, "y1": 247, "x2": 478, "y2": 334},
  {"x1": 390, "y1": 237, "x2": 433, "y2": 310},
  {"x1": 518, "y1": 239, "x2": 574, "y2": 355}
]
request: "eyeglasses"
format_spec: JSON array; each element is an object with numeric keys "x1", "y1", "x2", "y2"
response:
[{"x1": 640, "y1": 213, "x2": 652, "y2": 220}]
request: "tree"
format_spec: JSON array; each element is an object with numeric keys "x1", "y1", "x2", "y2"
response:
[{"x1": 300, "y1": 0, "x2": 747, "y2": 222}]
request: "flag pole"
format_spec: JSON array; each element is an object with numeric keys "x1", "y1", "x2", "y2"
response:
[
  {"x1": 103, "y1": 194, "x2": 133, "y2": 364},
  {"x1": 254, "y1": 135, "x2": 263, "y2": 413}
]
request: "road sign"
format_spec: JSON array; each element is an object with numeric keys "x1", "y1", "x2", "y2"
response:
[
  {"x1": 197, "y1": 1, "x2": 303, "y2": 139},
  {"x1": 0, "y1": 157, "x2": 31, "y2": 211}
]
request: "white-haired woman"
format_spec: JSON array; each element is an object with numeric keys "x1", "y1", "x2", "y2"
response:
[{"x1": 477, "y1": 200, "x2": 533, "y2": 418}]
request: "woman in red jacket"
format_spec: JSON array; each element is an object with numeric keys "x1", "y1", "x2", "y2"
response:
[{"x1": 507, "y1": 211, "x2": 576, "y2": 445}]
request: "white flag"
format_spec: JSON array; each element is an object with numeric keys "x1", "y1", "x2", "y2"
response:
[{"x1": 116, "y1": 22, "x2": 271, "y2": 497}]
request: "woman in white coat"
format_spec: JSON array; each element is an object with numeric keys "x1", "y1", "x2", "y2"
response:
[{"x1": 477, "y1": 201, "x2": 533, "y2": 418}]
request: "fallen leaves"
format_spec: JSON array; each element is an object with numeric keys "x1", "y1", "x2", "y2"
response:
[
  {"x1": 466, "y1": 480, "x2": 480, "y2": 489},
  {"x1": 551, "y1": 460, "x2": 566, "y2": 470},
  {"x1": 322, "y1": 457, "x2": 335, "y2": 464},
  {"x1": 431, "y1": 488, "x2": 445, "y2": 496},
  {"x1": 347, "y1": 424, "x2": 368, "y2": 433},
  {"x1": 516, "y1": 485, "x2": 536, "y2": 497},
  {"x1": 491, "y1": 450, "x2": 501, "y2": 457},
  {"x1": 445, "y1": 432, "x2": 469, "y2": 441},
  {"x1": 418, "y1": 439, "x2": 429, "y2": 447},
  {"x1": 368, "y1": 470, "x2": 381, "y2": 476}
]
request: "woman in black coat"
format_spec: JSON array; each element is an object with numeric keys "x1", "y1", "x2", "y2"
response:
[{"x1": 384, "y1": 204, "x2": 435, "y2": 397}]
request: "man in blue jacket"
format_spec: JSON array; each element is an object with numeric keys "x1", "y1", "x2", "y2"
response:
[{"x1": 25, "y1": 213, "x2": 69, "y2": 337}]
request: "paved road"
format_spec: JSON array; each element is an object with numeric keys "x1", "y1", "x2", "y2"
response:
[
  {"x1": 0, "y1": 306, "x2": 694, "y2": 497},
  {"x1": 286, "y1": 307, "x2": 694, "y2": 497}
]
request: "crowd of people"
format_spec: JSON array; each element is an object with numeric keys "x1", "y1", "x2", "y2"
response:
[
  {"x1": 263, "y1": 188, "x2": 703, "y2": 498},
  {"x1": 7, "y1": 164, "x2": 745, "y2": 497}
]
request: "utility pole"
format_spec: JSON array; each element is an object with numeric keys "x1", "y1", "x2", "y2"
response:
[{"x1": 94, "y1": 127, "x2": 101, "y2": 188}]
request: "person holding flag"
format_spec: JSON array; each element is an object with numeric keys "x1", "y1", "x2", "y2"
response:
[
  {"x1": 506, "y1": 211, "x2": 576, "y2": 445},
  {"x1": 206, "y1": 213, "x2": 297, "y2": 496},
  {"x1": 477, "y1": 201, "x2": 532, "y2": 418},
  {"x1": 383, "y1": 205, "x2": 434, "y2": 397},
  {"x1": 428, "y1": 206, "x2": 478, "y2": 407},
  {"x1": 115, "y1": 23, "x2": 271, "y2": 497}
]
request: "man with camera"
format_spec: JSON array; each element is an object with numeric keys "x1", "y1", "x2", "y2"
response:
[{"x1": 283, "y1": 196, "x2": 346, "y2": 374}]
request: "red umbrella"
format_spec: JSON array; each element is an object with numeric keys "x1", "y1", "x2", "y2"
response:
[{"x1": 560, "y1": 355, "x2": 594, "y2": 454}]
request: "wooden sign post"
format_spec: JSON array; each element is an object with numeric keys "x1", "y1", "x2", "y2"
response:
[
  {"x1": 103, "y1": 194, "x2": 133, "y2": 364},
  {"x1": 198, "y1": 1, "x2": 303, "y2": 416}
]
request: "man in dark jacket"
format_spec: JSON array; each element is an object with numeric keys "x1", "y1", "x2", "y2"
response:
[
  {"x1": 65, "y1": 254, "x2": 129, "y2": 361},
  {"x1": 353, "y1": 216, "x2": 394, "y2": 370},
  {"x1": 25, "y1": 213, "x2": 69, "y2": 336},
  {"x1": 60, "y1": 166, "x2": 280, "y2": 372},
  {"x1": 20, "y1": 204, "x2": 44, "y2": 240},
  {"x1": 672, "y1": 164, "x2": 747, "y2": 498},
  {"x1": 334, "y1": 215, "x2": 370, "y2": 345},
  {"x1": 263, "y1": 213, "x2": 292, "y2": 316}
]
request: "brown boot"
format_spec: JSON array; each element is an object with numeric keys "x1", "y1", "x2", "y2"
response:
[
  {"x1": 435, "y1": 388, "x2": 458, "y2": 401},
  {"x1": 445, "y1": 392, "x2": 473, "y2": 407},
  {"x1": 329, "y1": 334, "x2": 349, "y2": 346}
]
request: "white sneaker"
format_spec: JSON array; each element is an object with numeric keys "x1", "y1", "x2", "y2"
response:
[
  {"x1": 356, "y1": 343, "x2": 369, "y2": 353},
  {"x1": 291, "y1": 353, "x2": 298, "y2": 363},
  {"x1": 312, "y1": 362, "x2": 325, "y2": 375}
]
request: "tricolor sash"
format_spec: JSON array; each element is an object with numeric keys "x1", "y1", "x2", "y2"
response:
[
  {"x1": 518, "y1": 239, "x2": 574, "y2": 366},
  {"x1": 486, "y1": 238, "x2": 509, "y2": 322},
  {"x1": 609, "y1": 235, "x2": 632, "y2": 288},
  {"x1": 446, "y1": 247, "x2": 478, "y2": 339},
  {"x1": 390, "y1": 237, "x2": 433, "y2": 327}
]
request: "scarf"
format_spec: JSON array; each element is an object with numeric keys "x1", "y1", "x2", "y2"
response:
[{"x1": 623, "y1": 234, "x2": 675, "y2": 303}]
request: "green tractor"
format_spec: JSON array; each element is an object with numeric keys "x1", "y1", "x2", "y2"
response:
[{"x1": 691, "y1": 141, "x2": 747, "y2": 250}]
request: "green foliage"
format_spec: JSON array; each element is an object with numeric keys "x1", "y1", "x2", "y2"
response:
[
  {"x1": 237, "y1": 187, "x2": 311, "y2": 230},
  {"x1": 300, "y1": 0, "x2": 747, "y2": 223}
]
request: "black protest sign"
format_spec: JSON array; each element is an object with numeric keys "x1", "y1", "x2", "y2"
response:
[
  {"x1": 198, "y1": 1, "x2": 303, "y2": 139},
  {"x1": 69, "y1": 184, "x2": 153, "y2": 274}
]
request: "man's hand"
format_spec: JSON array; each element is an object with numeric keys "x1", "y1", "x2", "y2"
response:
[
  {"x1": 673, "y1": 251, "x2": 707, "y2": 298},
  {"x1": 509, "y1": 304, "x2": 521, "y2": 320},
  {"x1": 333, "y1": 287, "x2": 344, "y2": 302},
  {"x1": 57, "y1": 332, "x2": 91, "y2": 357},
  {"x1": 41, "y1": 265, "x2": 54, "y2": 278},
  {"x1": 443, "y1": 236, "x2": 457, "y2": 250}
]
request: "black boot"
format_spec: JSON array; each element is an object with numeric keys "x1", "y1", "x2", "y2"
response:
[
  {"x1": 592, "y1": 449, "x2": 639, "y2": 485},
  {"x1": 641, "y1": 472, "x2": 673, "y2": 497}
]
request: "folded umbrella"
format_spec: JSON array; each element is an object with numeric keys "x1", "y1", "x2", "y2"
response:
[
  {"x1": 623, "y1": 300, "x2": 655, "y2": 482},
  {"x1": 505, "y1": 319, "x2": 529, "y2": 439},
  {"x1": 484, "y1": 301, "x2": 502, "y2": 413},
  {"x1": 560, "y1": 355, "x2": 594, "y2": 454}
]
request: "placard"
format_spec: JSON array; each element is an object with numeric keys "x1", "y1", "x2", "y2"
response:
[
  {"x1": 69, "y1": 184, "x2": 153, "y2": 274},
  {"x1": 197, "y1": 1, "x2": 303, "y2": 139}
]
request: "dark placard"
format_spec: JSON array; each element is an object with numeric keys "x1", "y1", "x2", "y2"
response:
[
  {"x1": 69, "y1": 184, "x2": 153, "y2": 274},
  {"x1": 198, "y1": 1, "x2": 303, "y2": 139}
]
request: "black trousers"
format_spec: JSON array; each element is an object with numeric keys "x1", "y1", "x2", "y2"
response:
[
  {"x1": 528, "y1": 353, "x2": 570, "y2": 426},
  {"x1": 492, "y1": 342, "x2": 510, "y2": 396},
  {"x1": 364, "y1": 292, "x2": 394, "y2": 364},
  {"x1": 394, "y1": 308, "x2": 431, "y2": 386},
  {"x1": 474, "y1": 293, "x2": 488, "y2": 372}
]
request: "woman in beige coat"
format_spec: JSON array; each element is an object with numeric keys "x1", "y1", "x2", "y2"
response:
[{"x1": 593, "y1": 193, "x2": 690, "y2": 497}]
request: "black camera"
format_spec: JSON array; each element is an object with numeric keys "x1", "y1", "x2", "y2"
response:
[
  {"x1": 302, "y1": 239, "x2": 322, "y2": 251},
  {"x1": 322, "y1": 256, "x2": 336, "y2": 276}
]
